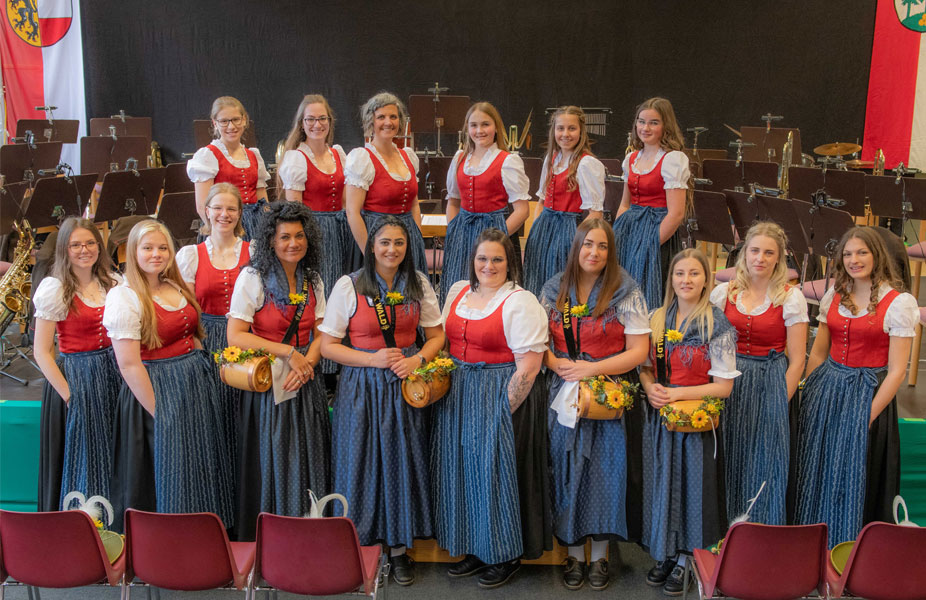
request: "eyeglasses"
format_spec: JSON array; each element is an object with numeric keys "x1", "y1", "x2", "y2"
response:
[
  {"x1": 215, "y1": 117, "x2": 244, "y2": 127},
  {"x1": 206, "y1": 205, "x2": 240, "y2": 214},
  {"x1": 68, "y1": 241, "x2": 98, "y2": 251},
  {"x1": 303, "y1": 116, "x2": 330, "y2": 125}
]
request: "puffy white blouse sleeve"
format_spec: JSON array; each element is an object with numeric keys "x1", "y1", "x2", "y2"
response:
[
  {"x1": 33, "y1": 277, "x2": 68, "y2": 321},
  {"x1": 441, "y1": 280, "x2": 470, "y2": 325},
  {"x1": 782, "y1": 286, "x2": 810, "y2": 327},
  {"x1": 312, "y1": 279, "x2": 327, "y2": 319},
  {"x1": 709, "y1": 283, "x2": 730, "y2": 311},
  {"x1": 402, "y1": 147, "x2": 420, "y2": 176},
  {"x1": 344, "y1": 148, "x2": 374, "y2": 190},
  {"x1": 227, "y1": 267, "x2": 265, "y2": 323},
  {"x1": 621, "y1": 153, "x2": 631, "y2": 176},
  {"x1": 175, "y1": 244, "x2": 199, "y2": 284},
  {"x1": 661, "y1": 151, "x2": 691, "y2": 190},
  {"x1": 103, "y1": 285, "x2": 143, "y2": 340},
  {"x1": 186, "y1": 147, "x2": 220, "y2": 183},
  {"x1": 278, "y1": 149, "x2": 309, "y2": 191},
  {"x1": 333, "y1": 144, "x2": 347, "y2": 165},
  {"x1": 251, "y1": 148, "x2": 270, "y2": 188},
  {"x1": 445, "y1": 150, "x2": 464, "y2": 200},
  {"x1": 618, "y1": 286, "x2": 652, "y2": 335},
  {"x1": 577, "y1": 156, "x2": 606, "y2": 211},
  {"x1": 502, "y1": 289, "x2": 550, "y2": 354},
  {"x1": 417, "y1": 273, "x2": 443, "y2": 327},
  {"x1": 816, "y1": 287, "x2": 837, "y2": 324},
  {"x1": 533, "y1": 156, "x2": 551, "y2": 200},
  {"x1": 318, "y1": 275, "x2": 357, "y2": 338},
  {"x1": 501, "y1": 154, "x2": 531, "y2": 203},
  {"x1": 885, "y1": 291, "x2": 919, "y2": 337}
]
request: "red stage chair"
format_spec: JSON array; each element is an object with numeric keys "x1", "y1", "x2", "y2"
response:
[
  {"x1": 826, "y1": 521, "x2": 926, "y2": 600},
  {"x1": 122, "y1": 509, "x2": 255, "y2": 598},
  {"x1": 250, "y1": 513, "x2": 386, "y2": 598},
  {"x1": 686, "y1": 521, "x2": 828, "y2": 600},
  {"x1": 0, "y1": 509, "x2": 125, "y2": 598}
]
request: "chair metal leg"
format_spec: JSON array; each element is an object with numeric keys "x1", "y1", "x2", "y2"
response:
[{"x1": 683, "y1": 561, "x2": 691, "y2": 600}]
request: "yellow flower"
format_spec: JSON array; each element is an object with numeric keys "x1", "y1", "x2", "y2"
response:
[
  {"x1": 707, "y1": 402, "x2": 721, "y2": 415},
  {"x1": 606, "y1": 390, "x2": 625, "y2": 409},
  {"x1": 666, "y1": 329, "x2": 683, "y2": 343},
  {"x1": 289, "y1": 292, "x2": 306, "y2": 305},
  {"x1": 92, "y1": 518, "x2": 105, "y2": 530},
  {"x1": 436, "y1": 358, "x2": 453, "y2": 368},
  {"x1": 407, "y1": 374, "x2": 418, "y2": 382},
  {"x1": 690, "y1": 410, "x2": 710, "y2": 429},
  {"x1": 385, "y1": 291, "x2": 404, "y2": 305},
  {"x1": 666, "y1": 412, "x2": 679, "y2": 424},
  {"x1": 569, "y1": 303, "x2": 589, "y2": 317},
  {"x1": 223, "y1": 346, "x2": 242, "y2": 362}
]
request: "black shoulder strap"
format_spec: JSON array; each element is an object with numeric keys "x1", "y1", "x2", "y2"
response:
[
  {"x1": 561, "y1": 299, "x2": 580, "y2": 361},
  {"x1": 654, "y1": 327, "x2": 670, "y2": 386},
  {"x1": 281, "y1": 273, "x2": 311, "y2": 346},
  {"x1": 372, "y1": 295, "x2": 397, "y2": 348}
]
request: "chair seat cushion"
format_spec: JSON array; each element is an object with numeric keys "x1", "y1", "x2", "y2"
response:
[
  {"x1": 693, "y1": 548, "x2": 719, "y2": 598},
  {"x1": 907, "y1": 241, "x2": 926, "y2": 260},
  {"x1": 229, "y1": 542, "x2": 257, "y2": 589},
  {"x1": 801, "y1": 279, "x2": 831, "y2": 303}
]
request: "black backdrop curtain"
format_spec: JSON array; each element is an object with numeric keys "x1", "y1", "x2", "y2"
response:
[{"x1": 80, "y1": 1, "x2": 876, "y2": 164}]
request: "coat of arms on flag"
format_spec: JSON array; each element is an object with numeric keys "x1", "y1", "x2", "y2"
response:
[{"x1": 6, "y1": 0, "x2": 72, "y2": 48}]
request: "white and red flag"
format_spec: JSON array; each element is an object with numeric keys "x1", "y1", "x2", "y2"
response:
[{"x1": 0, "y1": 0, "x2": 86, "y2": 169}]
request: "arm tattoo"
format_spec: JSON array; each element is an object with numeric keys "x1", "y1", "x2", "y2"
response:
[{"x1": 508, "y1": 371, "x2": 533, "y2": 413}]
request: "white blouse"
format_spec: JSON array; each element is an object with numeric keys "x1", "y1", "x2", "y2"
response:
[
  {"x1": 444, "y1": 145, "x2": 531, "y2": 203},
  {"x1": 227, "y1": 267, "x2": 326, "y2": 323},
  {"x1": 176, "y1": 238, "x2": 249, "y2": 284},
  {"x1": 442, "y1": 280, "x2": 549, "y2": 355},
  {"x1": 533, "y1": 153, "x2": 606, "y2": 211},
  {"x1": 710, "y1": 282, "x2": 810, "y2": 327},
  {"x1": 186, "y1": 139, "x2": 271, "y2": 187},
  {"x1": 817, "y1": 284, "x2": 919, "y2": 337},
  {"x1": 621, "y1": 149, "x2": 690, "y2": 190},
  {"x1": 319, "y1": 273, "x2": 442, "y2": 339},
  {"x1": 103, "y1": 281, "x2": 189, "y2": 341},
  {"x1": 33, "y1": 274, "x2": 122, "y2": 321},
  {"x1": 278, "y1": 143, "x2": 348, "y2": 191},
  {"x1": 344, "y1": 143, "x2": 419, "y2": 190}
]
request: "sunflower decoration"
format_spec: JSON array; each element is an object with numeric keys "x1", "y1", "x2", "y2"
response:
[
  {"x1": 223, "y1": 346, "x2": 242, "y2": 362},
  {"x1": 385, "y1": 291, "x2": 405, "y2": 305},
  {"x1": 289, "y1": 292, "x2": 306, "y2": 305},
  {"x1": 581, "y1": 375, "x2": 639, "y2": 411},
  {"x1": 659, "y1": 396, "x2": 725, "y2": 430},
  {"x1": 690, "y1": 409, "x2": 710, "y2": 429},
  {"x1": 666, "y1": 329, "x2": 683, "y2": 343},
  {"x1": 569, "y1": 303, "x2": 590, "y2": 317},
  {"x1": 213, "y1": 346, "x2": 276, "y2": 366},
  {"x1": 408, "y1": 350, "x2": 457, "y2": 382}
]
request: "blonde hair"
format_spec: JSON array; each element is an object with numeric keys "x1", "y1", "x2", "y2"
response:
[
  {"x1": 124, "y1": 220, "x2": 204, "y2": 348},
  {"x1": 460, "y1": 101, "x2": 510, "y2": 156},
  {"x1": 200, "y1": 182, "x2": 245, "y2": 237},
  {"x1": 209, "y1": 96, "x2": 249, "y2": 139},
  {"x1": 542, "y1": 106, "x2": 595, "y2": 195},
  {"x1": 728, "y1": 221, "x2": 790, "y2": 306},
  {"x1": 650, "y1": 248, "x2": 715, "y2": 342}
]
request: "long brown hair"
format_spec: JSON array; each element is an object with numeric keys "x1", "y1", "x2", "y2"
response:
[
  {"x1": 832, "y1": 226, "x2": 904, "y2": 315},
  {"x1": 728, "y1": 221, "x2": 790, "y2": 306},
  {"x1": 275, "y1": 94, "x2": 336, "y2": 191},
  {"x1": 650, "y1": 248, "x2": 715, "y2": 341},
  {"x1": 123, "y1": 220, "x2": 204, "y2": 348},
  {"x1": 629, "y1": 97, "x2": 693, "y2": 213},
  {"x1": 51, "y1": 218, "x2": 118, "y2": 309},
  {"x1": 460, "y1": 102, "x2": 510, "y2": 157},
  {"x1": 556, "y1": 219, "x2": 621, "y2": 318},
  {"x1": 542, "y1": 106, "x2": 595, "y2": 195}
]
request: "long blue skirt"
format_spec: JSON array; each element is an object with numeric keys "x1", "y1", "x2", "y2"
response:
[
  {"x1": 431, "y1": 361, "x2": 523, "y2": 564},
  {"x1": 38, "y1": 369, "x2": 66, "y2": 512},
  {"x1": 642, "y1": 399, "x2": 726, "y2": 561},
  {"x1": 59, "y1": 347, "x2": 121, "y2": 510},
  {"x1": 312, "y1": 210, "x2": 354, "y2": 374},
  {"x1": 362, "y1": 210, "x2": 427, "y2": 277},
  {"x1": 547, "y1": 367, "x2": 637, "y2": 545},
  {"x1": 724, "y1": 352, "x2": 789, "y2": 525},
  {"x1": 439, "y1": 208, "x2": 507, "y2": 304},
  {"x1": 201, "y1": 313, "x2": 239, "y2": 467},
  {"x1": 332, "y1": 351, "x2": 433, "y2": 546},
  {"x1": 240, "y1": 199, "x2": 269, "y2": 242},
  {"x1": 795, "y1": 358, "x2": 879, "y2": 547},
  {"x1": 612, "y1": 204, "x2": 681, "y2": 310},
  {"x1": 523, "y1": 208, "x2": 581, "y2": 298}
]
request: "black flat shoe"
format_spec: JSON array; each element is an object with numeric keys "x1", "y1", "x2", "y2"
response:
[
  {"x1": 663, "y1": 564, "x2": 691, "y2": 597},
  {"x1": 646, "y1": 559, "x2": 676, "y2": 586},
  {"x1": 477, "y1": 559, "x2": 521, "y2": 588},
  {"x1": 562, "y1": 557, "x2": 585, "y2": 590},
  {"x1": 447, "y1": 554, "x2": 487, "y2": 577},
  {"x1": 391, "y1": 554, "x2": 416, "y2": 586},
  {"x1": 587, "y1": 558, "x2": 610, "y2": 591}
]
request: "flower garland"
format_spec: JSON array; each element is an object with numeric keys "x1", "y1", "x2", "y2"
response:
[
  {"x1": 407, "y1": 350, "x2": 456, "y2": 383},
  {"x1": 213, "y1": 345, "x2": 276, "y2": 366},
  {"x1": 580, "y1": 374, "x2": 639, "y2": 410},
  {"x1": 659, "y1": 396, "x2": 725, "y2": 429}
]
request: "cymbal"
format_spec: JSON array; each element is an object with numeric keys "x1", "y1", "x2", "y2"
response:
[
  {"x1": 846, "y1": 159, "x2": 874, "y2": 169},
  {"x1": 814, "y1": 142, "x2": 862, "y2": 156}
]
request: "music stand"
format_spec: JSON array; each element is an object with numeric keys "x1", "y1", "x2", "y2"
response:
[
  {"x1": 164, "y1": 162, "x2": 194, "y2": 193},
  {"x1": 79, "y1": 136, "x2": 150, "y2": 181},
  {"x1": 156, "y1": 191, "x2": 200, "y2": 244},
  {"x1": 788, "y1": 167, "x2": 867, "y2": 218},
  {"x1": 600, "y1": 158, "x2": 623, "y2": 219},
  {"x1": 93, "y1": 168, "x2": 165, "y2": 224},
  {"x1": 193, "y1": 120, "x2": 258, "y2": 149},
  {"x1": 739, "y1": 126, "x2": 802, "y2": 164},
  {"x1": 89, "y1": 117, "x2": 153, "y2": 144},
  {"x1": 408, "y1": 95, "x2": 471, "y2": 156},
  {"x1": 865, "y1": 175, "x2": 926, "y2": 219},
  {"x1": 1, "y1": 182, "x2": 30, "y2": 234},
  {"x1": 0, "y1": 142, "x2": 63, "y2": 184},
  {"x1": 686, "y1": 148, "x2": 727, "y2": 162},
  {"x1": 23, "y1": 174, "x2": 97, "y2": 229},
  {"x1": 702, "y1": 159, "x2": 779, "y2": 193},
  {"x1": 688, "y1": 191, "x2": 735, "y2": 246},
  {"x1": 15, "y1": 119, "x2": 80, "y2": 143}
]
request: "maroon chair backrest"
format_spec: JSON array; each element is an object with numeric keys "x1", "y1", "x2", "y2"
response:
[
  {"x1": 0, "y1": 510, "x2": 108, "y2": 588},
  {"x1": 843, "y1": 522, "x2": 926, "y2": 600},
  {"x1": 124, "y1": 509, "x2": 234, "y2": 591},
  {"x1": 255, "y1": 513, "x2": 365, "y2": 596},
  {"x1": 715, "y1": 522, "x2": 827, "y2": 600}
]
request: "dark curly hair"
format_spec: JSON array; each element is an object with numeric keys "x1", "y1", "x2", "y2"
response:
[
  {"x1": 355, "y1": 215, "x2": 424, "y2": 302},
  {"x1": 468, "y1": 228, "x2": 522, "y2": 290},
  {"x1": 249, "y1": 201, "x2": 322, "y2": 306}
]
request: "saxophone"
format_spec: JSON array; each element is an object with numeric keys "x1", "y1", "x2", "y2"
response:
[
  {"x1": 0, "y1": 220, "x2": 36, "y2": 333},
  {"x1": 778, "y1": 131, "x2": 793, "y2": 197}
]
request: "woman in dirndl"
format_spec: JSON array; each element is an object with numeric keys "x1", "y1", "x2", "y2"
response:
[
  {"x1": 795, "y1": 226, "x2": 917, "y2": 548},
  {"x1": 105, "y1": 220, "x2": 234, "y2": 532},
  {"x1": 187, "y1": 96, "x2": 270, "y2": 240},
  {"x1": 344, "y1": 92, "x2": 427, "y2": 274},
  {"x1": 320, "y1": 215, "x2": 445, "y2": 586},
  {"x1": 439, "y1": 101, "x2": 530, "y2": 303},
  {"x1": 612, "y1": 97, "x2": 690, "y2": 310},
  {"x1": 540, "y1": 219, "x2": 649, "y2": 591},
  {"x1": 523, "y1": 106, "x2": 605, "y2": 297},
  {"x1": 432, "y1": 228, "x2": 550, "y2": 589},
  {"x1": 33, "y1": 217, "x2": 121, "y2": 512},
  {"x1": 639, "y1": 248, "x2": 739, "y2": 596},
  {"x1": 708, "y1": 222, "x2": 807, "y2": 526},
  {"x1": 226, "y1": 201, "x2": 330, "y2": 540}
]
